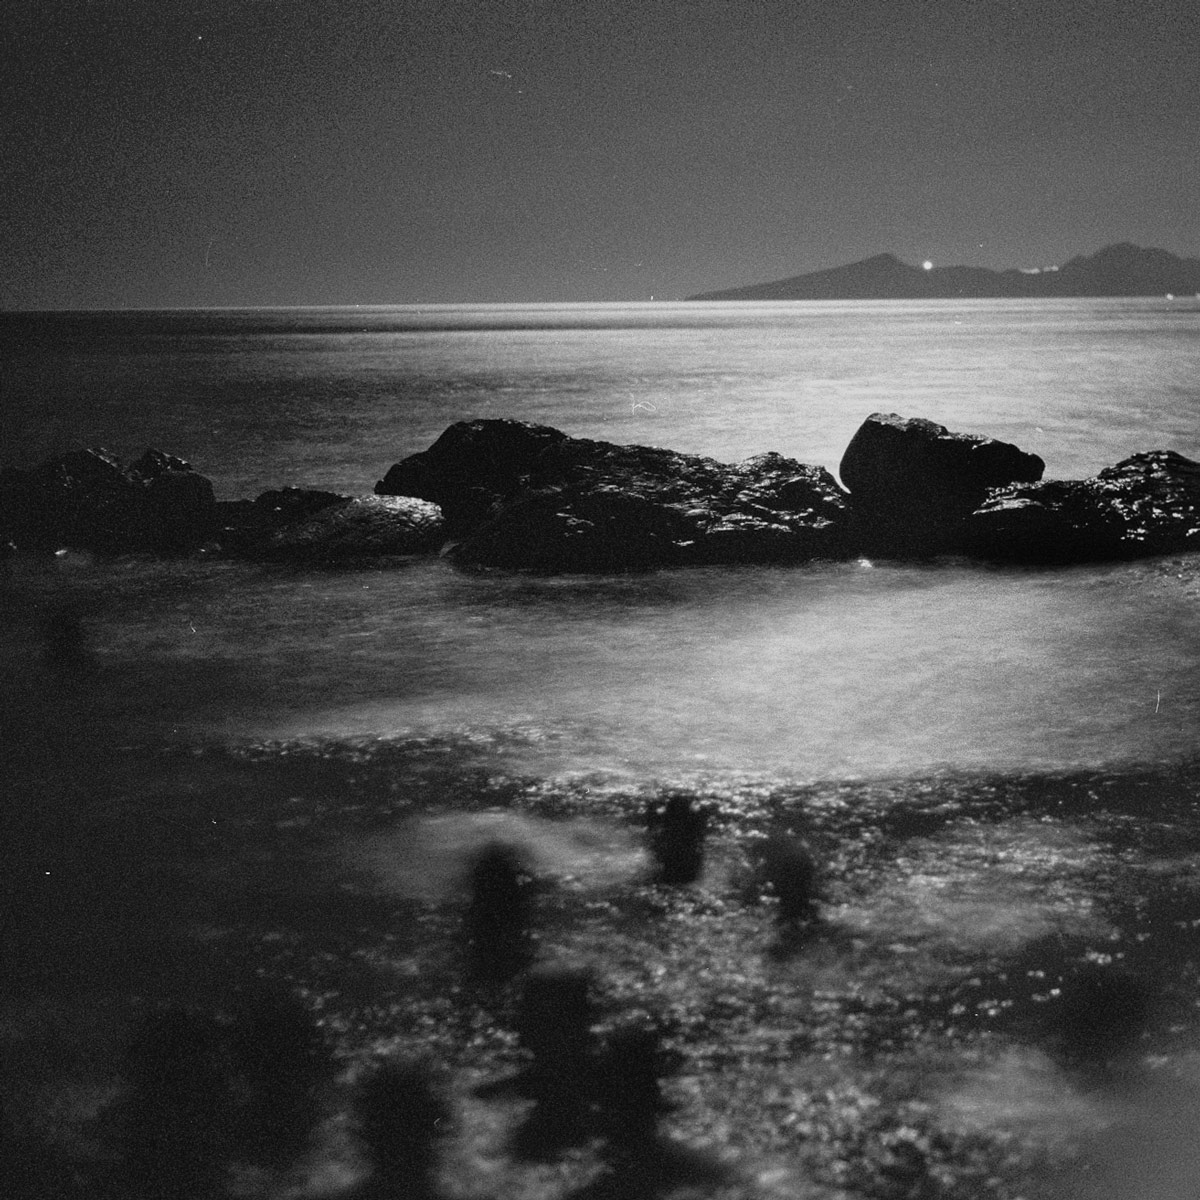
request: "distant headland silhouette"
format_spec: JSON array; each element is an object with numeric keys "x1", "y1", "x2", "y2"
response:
[{"x1": 688, "y1": 243, "x2": 1200, "y2": 301}]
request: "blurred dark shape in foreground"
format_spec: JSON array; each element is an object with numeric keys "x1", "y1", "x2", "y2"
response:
[
  {"x1": 111, "y1": 987, "x2": 330, "y2": 1197},
  {"x1": 39, "y1": 599, "x2": 94, "y2": 676},
  {"x1": 572, "y1": 1016, "x2": 731, "y2": 1200},
  {"x1": 754, "y1": 831, "x2": 820, "y2": 924},
  {"x1": 227, "y1": 980, "x2": 332, "y2": 1171},
  {"x1": 463, "y1": 840, "x2": 536, "y2": 985},
  {"x1": 1054, "y1": 962, "x2": 1152, "y2": 1072},
  {"x1": 116, "y1": 1005, "x2": 235, "y2": 1200},
  {"x1": 646, "y1": 793, "x2": 708, "y2": 885},
  {"x1": 511, "y1": 965, "x2": 597, "y2": 1158},
  {"x1": 1, "y1": 1094, "x2": 79, "y2": 1200},
  {"x1": 353, "y1": 1056, "x2": 450, "y2": 1200},
  {"x1": 596, "y1": 1017, "x2": 671, "y2": 1156}
]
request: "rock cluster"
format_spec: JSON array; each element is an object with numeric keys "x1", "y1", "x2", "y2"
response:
[
  {"x1": 964, "y1": 449, "x2": 1200, "y2": 562},
  {"x1": 0, "y1": 447, "x2": 216, "y2": 555},
  {"x1": 5, "y1": 413, "x2": 1200, "y2": 568}
]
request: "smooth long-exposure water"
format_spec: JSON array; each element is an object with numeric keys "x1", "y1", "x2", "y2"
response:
[
  {"x1": 3, "y1": 298, "x2": 1200, "y2": 780},
  {"x1": 5, "y1": 300, "x2": 1200, "y2": 1198}
]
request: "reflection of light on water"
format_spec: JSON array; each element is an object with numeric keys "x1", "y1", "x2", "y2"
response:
[
  {"x1": 940, "y1": 1044, "x2": 1104, "y2": 1140},
  {"x1": 237, "y1": 558, "x2": 1200, "y2": 781},
  {"x1": 943, "y1": 1053, "x2": 1200, "y2": 1200},
  {"x1": 340, "y1": 810, "x2": 646, "y2": 900},
  {"x1": 837, "y1": 820, "x2": 1108, "y2": 955},
  {"x1": 11, "y1": 552, "x2": 1200, "y2": 781}
]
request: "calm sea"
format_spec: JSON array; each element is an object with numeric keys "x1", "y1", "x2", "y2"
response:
[{"x1": 3, "y1": 298, "x2": 1200, "y2": 782}]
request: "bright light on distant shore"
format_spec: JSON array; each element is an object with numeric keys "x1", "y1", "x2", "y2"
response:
[{"x1": 922, "y1": 260, "x2": 933, "y2": 270}]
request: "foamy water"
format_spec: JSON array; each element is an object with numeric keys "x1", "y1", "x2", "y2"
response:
[{"x1": 6, "y1": 548, "x2": 1197, "y2": 781}]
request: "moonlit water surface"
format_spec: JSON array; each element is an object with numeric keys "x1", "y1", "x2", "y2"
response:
[
  {"x1": 4, "y1": 299, "x2": 1199, "y2": 491},
  {"x1": 3, "y1": 299, "x2": 1200, "y2": 780}
]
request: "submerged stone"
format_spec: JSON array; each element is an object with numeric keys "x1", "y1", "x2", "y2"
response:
[{"x1": 256, "y1": 494, "x2": 444, "y2": 560}]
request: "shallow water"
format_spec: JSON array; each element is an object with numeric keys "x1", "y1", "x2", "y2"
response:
[
  {"x1": 5, "y1": 548, "x2": 1199, "y2": 781},
  {"x1": 5, "y1": 300, "x2": 1200, "y2": 1198}
]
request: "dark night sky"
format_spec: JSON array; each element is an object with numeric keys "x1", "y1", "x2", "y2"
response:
[{"x1": 4, "y1": 0, "x2": 1198, "y2": 308}]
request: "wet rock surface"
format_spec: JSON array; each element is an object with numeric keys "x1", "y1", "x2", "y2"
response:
[
  {"x1": 0, "y1": 447, "x2": 217, "y2": 555},
  {"x1": 375, "y1": 418, "x2": 570, "y2": 533},
  {"x1": 7, "y1": 415, "x2": 1200, "y2": 569},
  {"x1": 966, "y1": 449, "x2": 1200, "y2": 563},
  {"x1": 214, "y1": 486, "x2": 351, "y2": 555},
  {"x1": 381, "y1": 421, "x2": 851, "y2": 570},
  {"x1": 253, "y1": 494, "x2": 445, "y2": 561},
  {"x1": 839, "y1": 412, "x2": 1046, "y2": 556}
]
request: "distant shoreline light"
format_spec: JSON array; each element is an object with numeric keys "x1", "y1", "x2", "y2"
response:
[{"x1": 922, "y1": 260, "x2": 933, "y2": 270}]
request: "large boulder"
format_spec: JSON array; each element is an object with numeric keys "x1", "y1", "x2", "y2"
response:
[
  {"x1": 375, "y1": 419, "x2": 569, "y2": 533},
  {"x1": 214, "y1": 487, "x2": 350, "y2": 554},
  {"x1": 965, "y1": 450, "x2": 1200, "y2": 563},
  {"x1": 839, "y1": 413, "x2": 1045, "y2": 555},
  {"x1": 0, "y1": 447, "x2": 217, "y2": 554},
  {"x1": 257, "y1": 495, "x2": 445, "y2": 561},
  {"x1": 435, "y1": 424, "x2": 852, "y2": 571}
]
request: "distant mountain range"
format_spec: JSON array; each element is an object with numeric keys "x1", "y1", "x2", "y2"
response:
[{"x1": 688, "y1": 243, "x2": 1200, "y2": 301}]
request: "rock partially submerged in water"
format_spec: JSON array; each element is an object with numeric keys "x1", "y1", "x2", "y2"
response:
[
  {"x1": 252, "y1": 494, "x2": 445, "y2": 561},
  {"x1": 375, "y1": 418, "x2": 569, "y2": 534},
  {"x1": 840, "y1": 412, "x2": 1046, "y2": 555},
  {"x1": 0, "y1": 447, "x2": 217, "y2": 555},
  {"x1": 10, "y1": 417, "x2": 1200, "y2": 570},
  {"x1": 215, "y1": 486, "x2": 350, "y2": 555},
  {"x1": 377, "y1": 419, "x2": 851, "y2": 570},
  {"x1": 965, "y1": 450, "x2": 1200, "y2": 563}
]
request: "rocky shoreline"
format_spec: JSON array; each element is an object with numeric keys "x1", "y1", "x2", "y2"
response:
[
  {"x1": 4, "y1": 413, "x2": 1200, "y2": 568},
  {"x1": 7, "y1": 713, "x2": 1200, "y2": 1199}
]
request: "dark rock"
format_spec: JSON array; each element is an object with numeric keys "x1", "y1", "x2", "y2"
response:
[
  {"x1": 0, "y1": 447, "x2": 217, "y2": 555},
  {"x1": 967, "y1": 449, "x2": 1200, "y2": 563},
  {"x1": 452, "y1": 484, "x2": 694, "y2": 572},
  {"x1": 126, "y1": 448, "x2": 194, "y2": 484},
  {"x1": 257, "y1": 494, "x2": 444, "y2": 561},
  {"x1": 840, "y1": 413, "x2": 1045, "y2": 555},
  {"x1": 683, "y1": 452, "x2": 851, "y2": 565},
  {"x1": 253, "y1": 486, "x2": 348, "y2": 524},
  {"x1": 375, "y1": 418, "x2": 569, "y2": 531},
  {"x1": 384, "y1": 419, "x2": 851, "y2": 571},
  {"x1": 214, "y1": 487, "x2": 350, "y2": 554}
]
